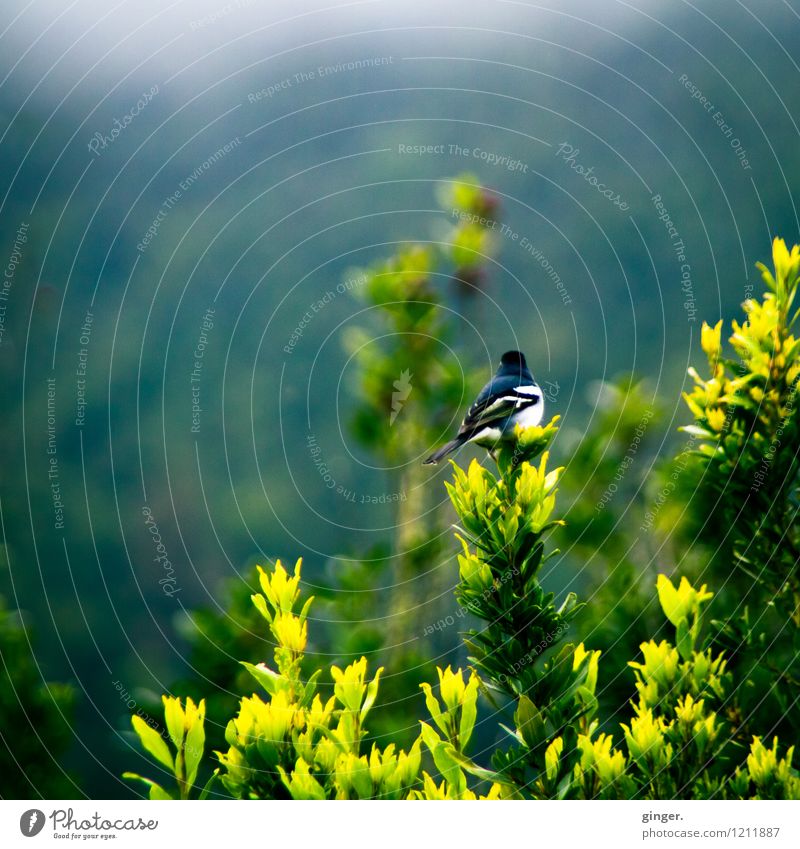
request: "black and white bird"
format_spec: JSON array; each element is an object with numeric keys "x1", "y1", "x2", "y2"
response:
[{"x1": 423, "y1": 350, "x2": 544, "y2": 465}]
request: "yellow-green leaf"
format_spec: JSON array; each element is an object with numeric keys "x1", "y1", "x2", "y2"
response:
[{"x1": 131, "y1": 716, "x2": 174, "y2": 772}]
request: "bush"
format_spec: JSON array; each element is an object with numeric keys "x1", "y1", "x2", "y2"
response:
[
  {"x1": 125, "y1": 237, "x2": 800, "y2": 800},
  {"x1": 0, "y1": 591, "x2": 76, "y2": 798}
]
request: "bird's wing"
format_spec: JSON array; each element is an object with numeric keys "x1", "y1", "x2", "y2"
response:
[{"x1": 458, "y1": 376, "x2": 540, "y2": 436}]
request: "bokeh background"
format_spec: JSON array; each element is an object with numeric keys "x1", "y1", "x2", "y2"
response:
[{"x1": 1, "y1": 0, "x2": 799, "y2": 798}]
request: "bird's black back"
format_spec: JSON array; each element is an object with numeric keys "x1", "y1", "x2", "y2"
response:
[{"x1": 460, "y1": 351, "x2": 537, "y2": 432}]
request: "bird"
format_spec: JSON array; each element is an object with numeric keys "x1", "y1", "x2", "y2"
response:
[{"x1": 423, "y1": 350, "x2": 544, "y2": 465}]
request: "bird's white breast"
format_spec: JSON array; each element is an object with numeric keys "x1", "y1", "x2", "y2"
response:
[{"x1": 510, "y1": 402, "x2": 545, "y2": 429}]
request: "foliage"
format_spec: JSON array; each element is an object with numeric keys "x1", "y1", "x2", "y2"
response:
[
  {"x1": 679, "y1": 237, "x2": 800, "y2": 743},
  {"x1": 125, "y1": 238, "x2": 800, "y2": 800},
  {"x1": 555, "y1": 377, "x2": 664, "y2": 711},
  {"x1": 446, "y1": 418, "x2": 580, "y2": 699},
  {"x1": 159, "y1": 175, "x2": 502, "y2": 757},
  {"x1": 444, "y1": 437, "x2": 797, "y2": 798},
  {"x1": 0, "y1": 588, "x2": 76, "y2": 798},
  {"x1": 316, "y1": 173, "x2": 503, "y2": 739},
  {"x1": 126, "y1": 560, "x2": 800, "y2": 800},
  {"x1": 124, "y1": 696, "x2": 214, "y2": 800}
]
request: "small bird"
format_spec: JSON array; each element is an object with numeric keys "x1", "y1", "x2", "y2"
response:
[{"x1": 423, "y1": 350, "x2": 544, "y2": 465}]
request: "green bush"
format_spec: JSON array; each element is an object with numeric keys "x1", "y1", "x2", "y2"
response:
[
  {"x1": 0, "y1": 589, "x2": 76, "y2": 798},
  {"x1": 125, "y1": 238, "x2": 800, "y2": 800}
]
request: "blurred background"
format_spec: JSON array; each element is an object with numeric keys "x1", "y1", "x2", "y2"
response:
[{"x1": 1, "y1": 0, "x2": 799, "y2": 798}]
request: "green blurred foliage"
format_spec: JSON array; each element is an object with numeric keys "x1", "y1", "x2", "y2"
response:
[
  {"x1": 556, "y1": 377, "x2": 665, "y2": 718},
  {"x1": 0, "y1": 583, "x2": 76, "y2": 798},
  {"x1": 126, "y1": 238, "x2": 800, "y2": 799},
  {"x1": 671, "y1": 238, "x2": 800, "y2": 745},
  {"x1": 5, "y1": 9, "x2": 800, "y2": 796},
  {"x1": 145, "y1": 175, "x2": 502, "y2": 756}
]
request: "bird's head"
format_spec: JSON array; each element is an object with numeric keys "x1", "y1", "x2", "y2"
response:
[
  {"x1": 498, "y1": 350, "x2": 532, "y2": 381},
  {"x1": 500, "y1": 350, "x2": 527, "y2": 368}
]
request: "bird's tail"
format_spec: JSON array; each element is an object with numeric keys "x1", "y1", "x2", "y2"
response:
[{"x1": 423, "y1": 437, "x2": 465, "y2": 465}]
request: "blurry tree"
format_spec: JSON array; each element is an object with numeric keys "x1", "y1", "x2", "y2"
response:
[
  {"x1": 0, "y1": 578, "x2": 76, "y2": 798},
  {"x1": 318, "y1": 174, "x2": 502, "y2": 742},
  {"x1": 556, "y1": 377, "x2": 665, "y2": 721},
  {"x1": 163, "y1": 175, "x2": 501, "y2": 752}
]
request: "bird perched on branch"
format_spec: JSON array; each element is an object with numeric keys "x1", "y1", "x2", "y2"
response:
[{"x1": 423, "y1": 350, "x2": 544, "y2": 464}]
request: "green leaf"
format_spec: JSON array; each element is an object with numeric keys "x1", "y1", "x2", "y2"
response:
[
  {"x1": 299, "y1": 595, "x2": 315, "y2": 622},
  {"x1": 498, "y1": 722, "x2": 522, "y2": 743},
  {"x1": 150, "y1": 784, "x2": 174, "y2": 800},
  {"x1": 299, "y1": 668, "x2": 323, "y2": 707},
  {"x1": 131, "y1": 716, "x2": 174, "y2": 772},
  {"x1": 419, "y1": 723, "x2": 466, "y2": 794},
  {"x1": 198, "y1": 770, "x2": 219, "y2": 800},
  {"x1": 419, "y1": 720, "x2": 442, "y2": 752},
  {"x1": 360, "y1": 667, "x2": 383, "y2": 721},
  {"x1": 656, "y1": 575, "x2": 682, "y2": 627},
  {"x1": 162, "y1": 697, "x2": 185, "y2": 750},
  {"x1": 240, "y1": 661, "x2": 279, "y2": 696},
  {"x1": 250, "y1": 593, "x2": 271, "y2": 623},
  {"x1": 420, "y1": 683, "x2": 446, "y2": 737},
  {"x1": 431, "y1": 743, "x2": 464, "y2": 792},
  {"x1": 122, "y1": 772, "x2": 174, "y2": 800},
  {"x1": 279, "y1": 762, "x2": 327, "y2": 800},
  {"x1": 459, "y1": 674, "x2": 479, "y2": 750},
  {"x1": 675, "y1": 617, "x2": 693, "y2": 661},
  {"x1": 515, "y1": 695, "x2": 546, "y2": 750},
  {"x1": 184, "y1": 715, "x2": 205, "y2": 788},
  {"x1": 446, "y1": 746, "x2": 515, "y2": 787},
  {"x1": 679, "y1": 425, "x2": 716, "y2": 440},
  {"x1": 315, "y1": 724, "x2": 349, "y2": 754}
]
